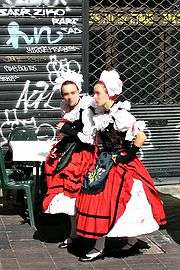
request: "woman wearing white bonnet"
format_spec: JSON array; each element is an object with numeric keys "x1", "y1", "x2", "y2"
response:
[
  {"x1": 76, "y1": 69, "x2": 167, "y2": 262},
  {"x1": 41, "y1": 70, "x2": 97, "y2": 248}
]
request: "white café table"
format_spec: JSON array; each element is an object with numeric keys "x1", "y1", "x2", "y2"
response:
[
  {"x1": 9, "y1": 141, "x2": 56, "y2": 162},
  {"x1": 9, "y1": 140, "x2": 56, "y2": 197}
]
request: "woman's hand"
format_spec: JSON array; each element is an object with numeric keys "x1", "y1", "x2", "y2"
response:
[
  {"x1": 49, "y1": 147, "x2": 58, "y2": 159},
  {"x1": 112, "y1": 154, "x2": 118, "y2": 163},
  {"x1": 133, "y1": 131, "x2": 147, "y2": 148}
]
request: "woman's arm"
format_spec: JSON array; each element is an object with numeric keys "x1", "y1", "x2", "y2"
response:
[{"x1": 113, "y1": 131, "x2": 147, "y2": 164}]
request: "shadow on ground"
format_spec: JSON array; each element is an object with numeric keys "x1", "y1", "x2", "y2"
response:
[
  {"x1": 160, "y1": 192, "x2": 180, "y2": 245},
  {"x1": 33, "y1": 213, "x2": 150, "y2": 258},
  {"x1": 33, "y1": 213, "x2": 71, "y2": 243},
  {"x1": 67, "y1": 237, "x2": 149, "y2": 258}
]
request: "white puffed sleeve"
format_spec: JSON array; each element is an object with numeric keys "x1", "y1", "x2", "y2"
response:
[
  {"x1": 125, "y1": 120, "x2": 146, "y2": 141},
  {"x1": 77, "y1": 108, "x2": 96, "y2": 144},
  {"x1": 112, "y1": 109, "x2": 136, "y2": 132},
  {"x1": 133, "y1": 121, "x2": 146, "y2": 134},
  {"x1": 111, "y1": 109, "x2": 146, "y2": 141}
]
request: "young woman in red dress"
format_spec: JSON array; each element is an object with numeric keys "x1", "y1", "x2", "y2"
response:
[
  {"x1": 42, "y1": 71, "x2": 97, "y2": 248},
  {"x1": 75, "y1": 70, "x2": 167, "y2": 262}
]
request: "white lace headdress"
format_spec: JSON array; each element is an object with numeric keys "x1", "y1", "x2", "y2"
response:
[
  {"x1": 55, "y1": 70, "x2": 84, "y2": 93},
  {"x1": 99, "y1": 70, "x2": 123, "y2": 97}
]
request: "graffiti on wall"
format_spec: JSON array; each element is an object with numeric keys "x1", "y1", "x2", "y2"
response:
[
  {"x1": 0, "y1": 1, "x2": 83, "y2": 145},
  {"x1": 0, "y1": 55, "x2": 82, "y2": 144},
  {"x1": 2, "y1": 0, "x2": 70, "y2": 8}
]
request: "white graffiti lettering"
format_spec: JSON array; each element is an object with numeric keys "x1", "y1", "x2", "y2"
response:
[
  {"x1": 33, "y1": 8, "x2": 66, "y2": 17},
  {"x1": 35, "y1": 123, "x2": 56, "y2": 140},
  {"x1": 15, "y1": 80, "x2": 59, "y2": 113},
  {"x1": 52, "y1": 17, "x2": 79, "y2": 25},
  {"x1": 59, "y1": 27, "x2": 82, "y2": 35},
  {"x1": 4, "y1": 65, "x2": 37, "y2": 72},
  {"x1": 46, "y1": 55, "x2": 81, "y2": 85},
  {"x1": 0, "y1": 75, "x2": 19, "y2": 82},
  {"x1": 0, "y1": 109, "x2": 56, "y2": 146},
  {"x1": 2, "y1": 0, "x2": 69, "y2": 8},
  {"x1": 26, "y1": 45, "x2": 81, "y2": 54},
  {"x1": 2, "y1": 55, "x2": 47, "y2": 63},
  {"x1": 0, "y1": 8, "x2": 66, "y2": 17},
  {"x1": 6, "y1": 21, "x2": 64, "y2": 49},
  {"x1": 0, "y1": 7, "x2": 31, "y2": 16},
  {"x1": 0, "y1": 109, "x2": 36, "y2": 145},
  {"x1": 14, "y1": 56, "x2": 81, "y2": 112}
]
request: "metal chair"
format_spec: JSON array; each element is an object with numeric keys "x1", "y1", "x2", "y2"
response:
[
  {"x1": 0, "y1": 146, "x2": 36, "y2": 228},
  {"x1": 5, "y1": 126, "x2": 38, "y2": 227}
]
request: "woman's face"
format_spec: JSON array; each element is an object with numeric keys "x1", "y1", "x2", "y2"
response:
[
  {"x1": 93, "y1": 83, "x2": 109, "y2": 107},
  {"x1": 61, "y1": 83, "x2": 79, "y2": 107}
]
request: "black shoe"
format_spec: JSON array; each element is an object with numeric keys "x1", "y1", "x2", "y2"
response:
[
  {"x1": 58, "y1": 241, "x2": 68, "y2": 249},
  {"x1": 78, "y1": 249, "x2": 105, "y2": 262},
  {"x1": 58, "y1": 238, "x2": 72, "y2": 249}
]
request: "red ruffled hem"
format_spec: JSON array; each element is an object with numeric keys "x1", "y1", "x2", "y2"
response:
[
  {"x1": 76, "y1": 157, "x2": 167, "y2": 239},
  {"x1": 42, "y1": 147, "x2": 98, "y2": 212}
]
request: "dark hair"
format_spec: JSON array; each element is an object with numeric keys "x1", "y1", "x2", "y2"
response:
[
  {"x1": 61, "y1": 81, "x2": 78, "y2": 93},
  {"x1": 94, "y1": 80, "x2": 106, "y2": 87}
]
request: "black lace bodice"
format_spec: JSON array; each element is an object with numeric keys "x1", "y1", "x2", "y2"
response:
[{"x1": 99, "y1": 123, "x2": 131, "y2": 152}]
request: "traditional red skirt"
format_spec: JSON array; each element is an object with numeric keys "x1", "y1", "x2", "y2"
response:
[
  {"x1": 76, "y1": 157, "x2": 167, "y2": 239},
  {"x1": 42, "y1": 146, "x2": 97, "y2": 214}
]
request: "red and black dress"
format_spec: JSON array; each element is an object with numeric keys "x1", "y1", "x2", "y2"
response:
[
  {"x1": 76, "y1": 101, "x2": 167, "y2": 239},
  {"x1": 42, "y1": 96, "x2": 97, "y2": 215}
]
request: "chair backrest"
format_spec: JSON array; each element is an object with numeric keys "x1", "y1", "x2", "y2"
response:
[
  {"x1": 8, "y1": 126, "x2": 37, "y2": 142},
  {"x1": 0, "y1": 147, "x2": 9, "y2": 188}
]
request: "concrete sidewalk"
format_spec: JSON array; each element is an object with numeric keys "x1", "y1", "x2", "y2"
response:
[{"x1": 0, "y1": 191, "x2": 179, "y2": 270}]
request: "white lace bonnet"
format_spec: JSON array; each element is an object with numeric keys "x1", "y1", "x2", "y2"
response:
[
  {"x1": 99, "y1": 69, "x2": 123, "y2": 97},
  {"x1": 55, "y1": 70, "x2": 84, "y2": 93}
]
